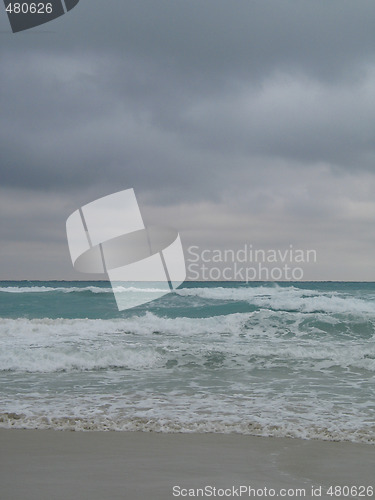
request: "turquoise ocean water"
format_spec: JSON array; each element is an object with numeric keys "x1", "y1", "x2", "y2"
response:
[{"x1": 0, "y1": 281, "x2": 374, "y2": 443}]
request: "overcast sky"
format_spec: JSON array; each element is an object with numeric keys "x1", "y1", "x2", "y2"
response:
[{"x1": 1, "y1": 0, "x2": 375, "y2": 280}]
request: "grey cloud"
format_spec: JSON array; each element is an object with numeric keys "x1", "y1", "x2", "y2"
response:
[
  {"x1": 3, "y1": 0, "x2": 375, "y2": 79},
  {"x1": 1, "y1": 0, "x2": 375, "y2": 280},
  {"x1": 1, "y1": 50, "x2": 374, "y2": 202},
  {"x1": 178, "y1": 69, "x2": 375, "y2": 168}
]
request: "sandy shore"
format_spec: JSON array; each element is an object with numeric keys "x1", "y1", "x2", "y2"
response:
[{"x1": 0, "y1": 429, "x2": 374, "y2": 500}]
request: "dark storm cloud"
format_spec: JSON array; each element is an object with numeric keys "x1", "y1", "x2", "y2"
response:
[
  {"x1": 1, "y1": 50, "x2": 374, "y2": 201},
  {"x1": 3, "y1": 0, "x2": 375, "y2": 77},
  {"x1": 1, "y1": 0, "x2": 375, "y2": 191}
]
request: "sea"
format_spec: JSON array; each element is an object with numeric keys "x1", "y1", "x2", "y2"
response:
[{"x1": 0, "y1": 281, "x2": 374, "y2": 443}]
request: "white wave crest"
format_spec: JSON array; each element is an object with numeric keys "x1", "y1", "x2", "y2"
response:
[
  {"x1": 0, "y1": 312, "x2": 374, "y2": 373},
  {"x1": 1, "y1": 285, "x2": 181, "y2": 294},
  {"x1": 177, "y1": 286, "x2": 375, "y2": 315},
  {"x1": 0, "y1": 413, "x2": 374, "y2": 444},
  {"x1": 0, "y1": 285, "x2": 113, "y2": 294}
]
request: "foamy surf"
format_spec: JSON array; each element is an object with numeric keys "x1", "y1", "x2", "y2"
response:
[{"x1": 1, "y1": 281, "x2": 374, "y2": 444}]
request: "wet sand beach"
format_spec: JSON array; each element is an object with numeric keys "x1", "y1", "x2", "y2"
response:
[{"x1": 0, "y1": 429, "x2": 374, "y2": 500}]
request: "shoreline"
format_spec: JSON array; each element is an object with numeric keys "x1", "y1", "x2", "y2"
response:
[{"x1": 0, "y1": 429, "x2": 373, "y2": 500}]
